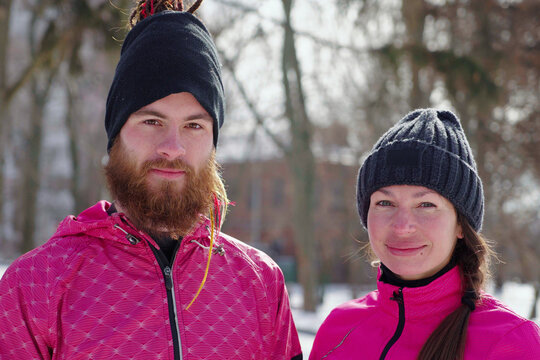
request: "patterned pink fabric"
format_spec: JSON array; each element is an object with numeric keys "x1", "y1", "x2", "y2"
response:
[
  {"x1": 310, "y1": 266, "x2": 540, "y2": 359},
  {"x1": 0, "y1": 201, "x2": 302, "y2": 359}
]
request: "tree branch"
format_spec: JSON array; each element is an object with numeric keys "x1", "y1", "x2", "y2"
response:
[
  {"x1": 219, "y1": 50, "x2": 290, "y2": 155},
  {"x1": 215, "y1": 0, "x2": 371, "y2": 54},
  {"x1": 3, "y1": 30, "x2": 73, "y2": 104}
]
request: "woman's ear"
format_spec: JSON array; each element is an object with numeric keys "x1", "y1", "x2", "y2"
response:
[{"x1": 456, "y1": 223, "x2": 464, "y2": 240}]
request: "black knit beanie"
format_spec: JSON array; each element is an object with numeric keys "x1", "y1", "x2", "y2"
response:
[
  {"x1": 357, "y1": 109, "x2": 484, "y2": 231},
  {"x1": 104, "y1": 11, "x2": 225, "y2": 152}
]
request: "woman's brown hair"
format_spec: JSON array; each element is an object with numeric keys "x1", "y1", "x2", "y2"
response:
[
  {"x1": 129, "y1": 0, "x2": 203, "y2": 28},
  {"x1": 417, "y1": 212, "x2": 494, "y2": 360}
]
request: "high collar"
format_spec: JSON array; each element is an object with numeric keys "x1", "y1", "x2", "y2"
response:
[
  {"x1": 376, "y1": 265, "x2": 463, "y2": 321},
  {"x1": 379, "y1": 256, "x2": 457, "y2": 288}
]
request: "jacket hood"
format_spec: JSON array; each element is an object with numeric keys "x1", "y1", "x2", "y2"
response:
[
  {"x1": 53, "y1": 201, "x2": 118, "y2": 239},
  {"x1": 52, "y1": 201, "x2": 214, "y2": 249}
]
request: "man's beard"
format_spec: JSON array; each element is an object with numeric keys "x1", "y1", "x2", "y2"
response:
[{"x1": 104, "y1": 142, "x2": 219, "y2": 239}]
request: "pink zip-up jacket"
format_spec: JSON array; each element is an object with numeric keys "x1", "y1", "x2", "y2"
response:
[
  {"x1": 0, "y1": 201, "x2": 302, "y2": 360},
  {"x1": 310, "y1": 266, "x2": 540, "y2": 359}
]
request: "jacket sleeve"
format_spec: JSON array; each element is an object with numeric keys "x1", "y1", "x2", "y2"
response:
[
  {"x1": 309, "y1": 309, "x2": 343, "y2": 360},
  {"x1": 309, "y1": 322, "x2": 326, "y2": 360},
  {"x1": 0, "y1": 255, "x2": 55, "y2": 359},
  {"x1": 485, "y1": 320, "x2": 540, "y2": 359},
  {"x1": 266, "y1": 265, "x2": 303, "y2": 360}
]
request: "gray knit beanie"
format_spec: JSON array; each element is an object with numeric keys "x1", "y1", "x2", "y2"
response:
[{"x1": 357, "y1": 109, "x2": 484, "y2": 231}]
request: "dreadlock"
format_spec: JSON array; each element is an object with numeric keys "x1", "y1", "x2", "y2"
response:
[{"x1": 129, "y1": 0, "x2": 204, "y2": 28}]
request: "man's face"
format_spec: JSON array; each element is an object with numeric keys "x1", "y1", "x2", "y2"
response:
[
  {"x1": 105, "y1": 92, "x2": 218, "y2": 238},
  {"x1": 119, "y1": 92, "x2": 214, "y2": 190}
]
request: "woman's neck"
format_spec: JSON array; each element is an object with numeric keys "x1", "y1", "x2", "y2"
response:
[{"x1": 380, "y1": 256, "x2": 457, "y2": 288}]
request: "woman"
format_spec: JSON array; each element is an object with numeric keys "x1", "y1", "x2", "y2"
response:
[{"x1": 310, "y1": 109, "x2": 540, "y2": 359}]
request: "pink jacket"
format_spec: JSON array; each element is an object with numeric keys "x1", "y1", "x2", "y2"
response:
[
  {"x1": 310, "y1": 266, "x2": 540, "y2": 359},
  {"x1": 0, "y1": 201, "x2": 302, "y2": 359}
]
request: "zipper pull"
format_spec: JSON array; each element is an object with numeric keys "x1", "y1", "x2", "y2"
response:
[
  {"x1": 390, "y1": 288, "x2": 403, "y2": 303},
  {"x1": 164, "y1": 266, "x2": 173, "y2": 290},
  {"x1": 113, "y1": 224, "x2": 141, "y2": 245}
]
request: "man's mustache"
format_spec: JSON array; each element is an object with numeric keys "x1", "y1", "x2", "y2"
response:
[{"x1": 141, "y1": 158, "x2": 194, "y2": 174}]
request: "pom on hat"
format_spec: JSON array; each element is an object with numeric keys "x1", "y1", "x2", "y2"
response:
[{"x1": 356, "y1": 109, "x2": 484, "y2": 231}]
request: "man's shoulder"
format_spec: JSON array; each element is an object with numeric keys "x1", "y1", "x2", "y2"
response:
[
  {"x1": 3, "y1": 201, "x2": 117, "y2": 278},
  {"x1": 217, "y1": 232, "x2": 283, "y2": 274}
]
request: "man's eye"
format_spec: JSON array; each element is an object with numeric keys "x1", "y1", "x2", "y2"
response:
[
  {"x1": 419, "y1": 202, "x2": 435, "y2": 208},
  {"x1": 187, "y1": 123, "x2": 202, "y2": 129},
  {"x1": 143, "y1": 119, "x2": 160, "y2": 126},
  {"x1": 376, "y1": 200, "x2": 393, "y2": 206}
]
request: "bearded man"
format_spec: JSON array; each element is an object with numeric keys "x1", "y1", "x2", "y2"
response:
[{"x1": 0, "y1": 1, "x2": 302, "y2": 359}]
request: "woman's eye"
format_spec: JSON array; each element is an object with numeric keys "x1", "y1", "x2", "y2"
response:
[
  {"x1": 376, "y1": 200, "x2": 393, "y2": 207},
  {"x1": 143, "y1": 119, "x2": 160, "y2": 126},
  {"x1": 419, "y1": 202, "x2": 436, "y2": 208}
]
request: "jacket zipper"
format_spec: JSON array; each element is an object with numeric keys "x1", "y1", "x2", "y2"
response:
[
  {"x1": 149, "y1": 243, "x2": 183, "y2": 360},
  {"x1": 379, "y1": 287, "x2": 405, "y2": 360},
  {"x1": 114, "y1": 223, "x2": 183, "y2": 359}
]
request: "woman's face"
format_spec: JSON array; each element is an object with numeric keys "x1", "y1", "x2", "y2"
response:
[{"x1": 367, "y1": 185, "x2": 463, "y2": 280}]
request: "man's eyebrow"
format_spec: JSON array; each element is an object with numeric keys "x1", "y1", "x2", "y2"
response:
[
  {"x1": 131, "y1": 109, "x2": 166, "y2": 118},
  {"x1": 186, "y1": 113, "x2": 213, "y2": 122},
  {"x1": 132, "y1": 109, "x2": 212, "y2": 122}
]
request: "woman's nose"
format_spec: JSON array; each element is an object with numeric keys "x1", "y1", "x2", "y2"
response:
[{"x1": 391, "y1": 208, "x2": 416, "y2": 235}]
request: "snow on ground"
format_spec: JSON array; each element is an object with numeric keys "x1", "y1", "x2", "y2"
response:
[{"x1": 0, "y1": 264, "x2": 537, "y2": 357}]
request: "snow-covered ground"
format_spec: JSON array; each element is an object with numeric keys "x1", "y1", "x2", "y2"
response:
[{"x1": 1, "y1": 263, "x2": 537, "y2": 357}]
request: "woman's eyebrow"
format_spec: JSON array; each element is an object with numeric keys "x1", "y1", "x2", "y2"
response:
[
  {"x1": 375, "y1": 189, "x2": 393, "y2": 196},
  {"x1": 413, "y1": 190, "x2": 437, "y2": 198}
]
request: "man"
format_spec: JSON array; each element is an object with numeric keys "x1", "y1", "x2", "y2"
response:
[{"x1": 0, "y1": 1, "x2": 302, "y2": 359}]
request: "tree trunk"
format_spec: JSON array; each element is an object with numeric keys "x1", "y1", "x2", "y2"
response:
[
  {"x1": 281, "y1": 0, "x2": 318, "y2": 311},
  {"x1": 0, "y1": 0, "x2": 13, "y2": 245},
  {"x1": 64, "y1": 80, "x2": 86, "y2": 214},
  {"x1": 17, "y1": 11, "x2": 59, "y2": 253},
  {"x1": 18, "y1": 79, "x2": 48, "y2": 253},
  {"x1": 401, "y1": 0, "x2": 427, "y2": 109},
  {"x1": 530, "y1": 282, "x2": 539, "y2": 320}
]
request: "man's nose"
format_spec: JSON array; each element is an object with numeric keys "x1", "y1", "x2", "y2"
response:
[{"x1": 156, "y1": 129, "x2": 186, "y2": 159}]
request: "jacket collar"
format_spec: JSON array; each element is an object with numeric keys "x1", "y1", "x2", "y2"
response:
[{"x1": 376, "y1": 265, "x2": 463, "y2": 321}]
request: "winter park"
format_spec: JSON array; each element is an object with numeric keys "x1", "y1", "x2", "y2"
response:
[{"x1": 1, "y1": 0, "x2": 540, "y2": 358}]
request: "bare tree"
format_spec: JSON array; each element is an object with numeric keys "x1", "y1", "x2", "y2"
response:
[
  {"x1": 2, "y1": 0, "x2": 128, "y2": 253},
  {"x1": 279, "y1": 0, "x2": 319, "y2": 311},
  {"x1": 0, "y1": 0, "x2": 13, "y2": 244}
]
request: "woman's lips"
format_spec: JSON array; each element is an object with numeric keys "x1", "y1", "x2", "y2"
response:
[{"x1": 386, "y1": 244, "x2": 427, "y2": 256}]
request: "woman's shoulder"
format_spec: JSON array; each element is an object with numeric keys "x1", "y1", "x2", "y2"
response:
[
  {"x1": 473, "y1": 293, "x2": 533, "y2": 326},
  {"x1": 467, "y1": 293, "x2": 540, "y2": 358},
  {"x1": 319, "y1": 290, "x2": 381, "y2": 328},
  {"x1": 310, "y1": 290, "x2": 385, "y2": 360}
]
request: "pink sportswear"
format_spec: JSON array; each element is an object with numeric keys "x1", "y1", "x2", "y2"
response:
[
  {"x1": 0, "y1": 201, "x2": 302, "y2": 359},
  {"x1": 310, "y1": 266, "x2": 540, "y2": 359}
]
